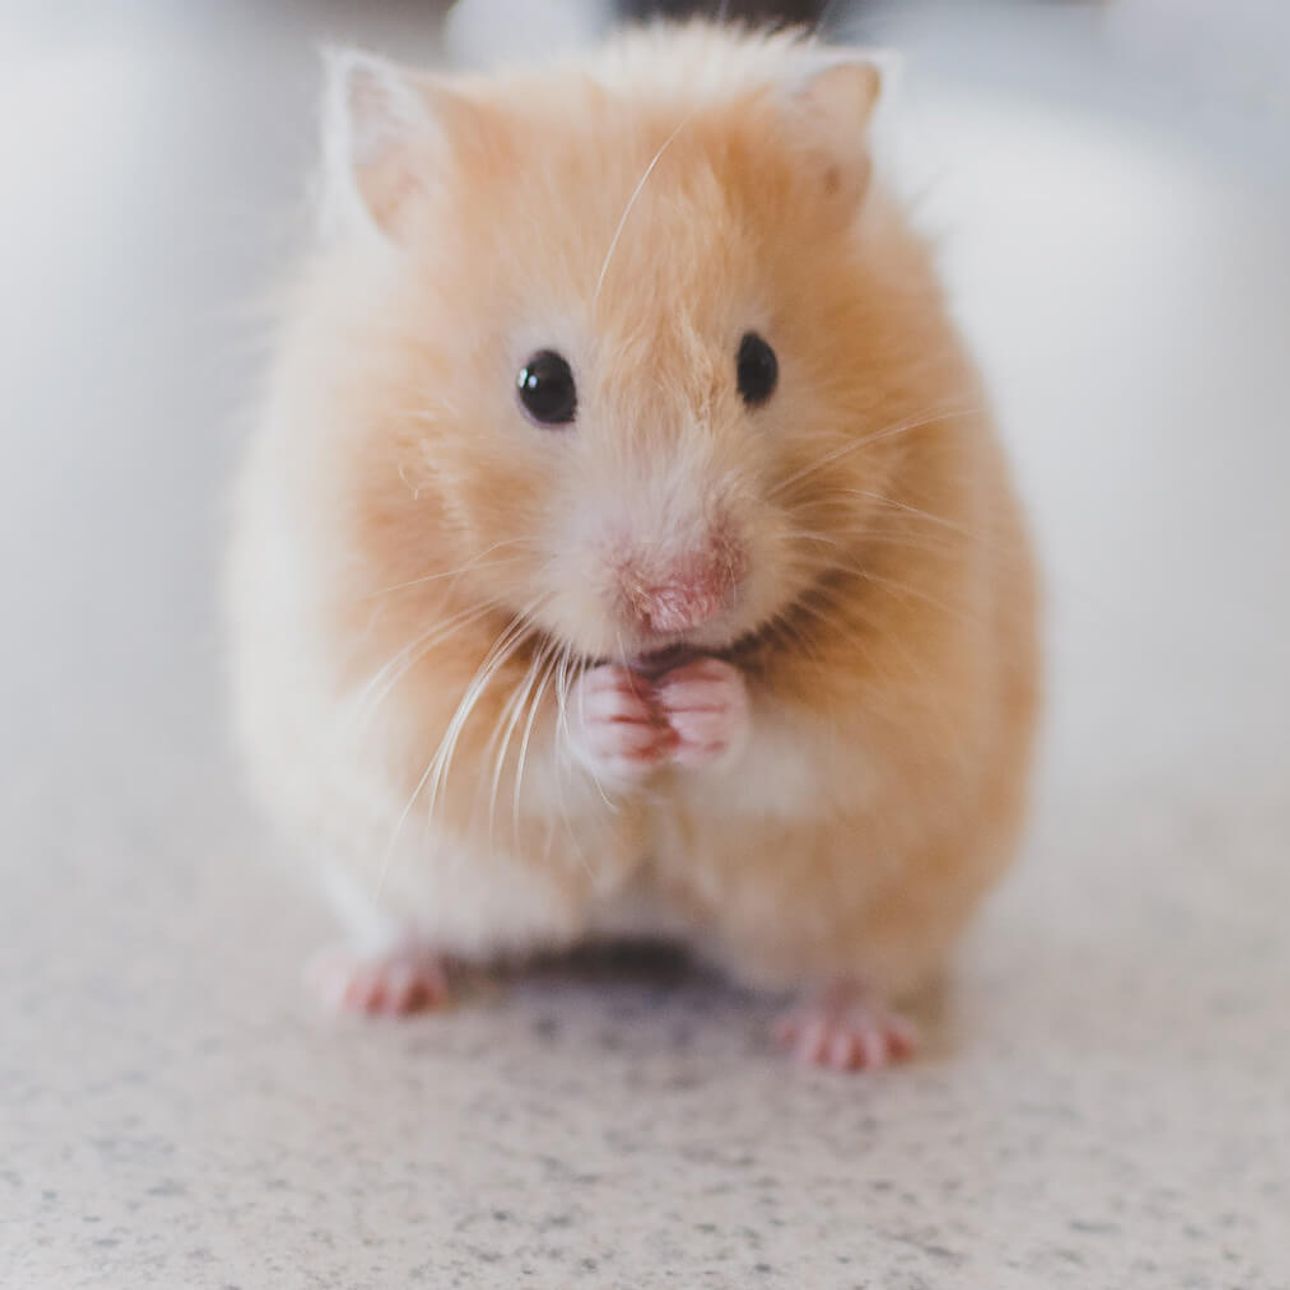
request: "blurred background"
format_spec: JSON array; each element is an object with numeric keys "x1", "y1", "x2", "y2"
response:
[{"x1": 2, "y1": 2, "x2": 1288, "y2": 1287}]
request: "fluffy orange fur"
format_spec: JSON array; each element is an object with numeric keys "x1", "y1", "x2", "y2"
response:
[{"x1": 228, "y1": 24, "x2": 1039, "y2": 1009}]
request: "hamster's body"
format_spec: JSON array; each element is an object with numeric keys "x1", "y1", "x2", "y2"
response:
[{"x1": 228, "y1": 23, "x2": 1038, "y2": 1068}]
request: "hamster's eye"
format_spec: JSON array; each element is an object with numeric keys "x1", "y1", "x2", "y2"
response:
[
  {"x1": 516, "y1": 350, "x2": 577, "y2": 426},
  {"x1": 736, "y1": 331, "x2": 778, "y2": 408}
]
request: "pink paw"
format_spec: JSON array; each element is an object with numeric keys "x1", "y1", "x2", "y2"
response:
[
  {"x1": 307, "y1": 945, "x2": 450, "y2": 1017},
  {"x1": 568, "y1": 663, "x2": 676, "y2": 786},
  {"x1": 773, "y1": 985, "x2": 918, "y2": 1071},
  {"x1": 654, "y1": 656, "x2": 750, "y2": 770}
]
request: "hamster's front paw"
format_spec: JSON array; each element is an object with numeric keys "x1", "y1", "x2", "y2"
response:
[
  {"x1": 567, "y1": 663, "x2": 676, "y2": 787},
  {"x1": 654, "y1": 656, "x2": 750, "y2": 771}
]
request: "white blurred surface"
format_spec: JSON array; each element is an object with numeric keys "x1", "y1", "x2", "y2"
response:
[{"x1": 2, "y1": 3, "x2": 1288, "y2": 1287}]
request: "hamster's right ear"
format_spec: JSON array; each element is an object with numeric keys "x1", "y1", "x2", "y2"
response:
[
  {"x1": 319, "y1": 48, "x2": 467, "y2": 244},
  {"x1": 779, "y1": 51, "x2": 899, "y2": 215}
]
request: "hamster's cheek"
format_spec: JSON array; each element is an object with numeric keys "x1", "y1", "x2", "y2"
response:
[{"x1": 723, "y1": 510, "x2": 814, "y2": 642}]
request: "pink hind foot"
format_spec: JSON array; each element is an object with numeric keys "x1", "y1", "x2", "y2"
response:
[
  {"x1": 773, "y1": 983, "x2": 919, "y2": 1071},
  {"x1": 307, "y1": 945, "x2": 451, "y2": 1017}
]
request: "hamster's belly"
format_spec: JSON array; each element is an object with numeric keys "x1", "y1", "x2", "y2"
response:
[
  {"x1": 584, "y1": 876, "x2": 694, "y2": 944},
  {"x1": 322, "y1": 804, "x2": 658, "y2": 961},
  {"x1": 323, "y1": 840, "x2": 590, "y2": 960}
]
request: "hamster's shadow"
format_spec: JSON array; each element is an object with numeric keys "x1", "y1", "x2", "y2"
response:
[
  {"x1": 510, "y1": 938, "x2": 705, "y2": 990},
  {"x1": 454, "y1": 940, "x2": 951, "y2": 1065},
  {"x1": 488, "y1": 941, "x2": 756, "y2": 1056}
]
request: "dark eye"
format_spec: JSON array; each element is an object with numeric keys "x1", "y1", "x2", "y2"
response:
[
  {"x1": 736, "y1": 331, "x2": 778, "y2": 408},
  {"x1": 516, "y1": 350, "x2": 577, "y2": 426}
]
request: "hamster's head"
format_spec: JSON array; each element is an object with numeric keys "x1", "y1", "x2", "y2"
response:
[{"x1": 322, "y1": 30, "x2": 937, "y2": 666}]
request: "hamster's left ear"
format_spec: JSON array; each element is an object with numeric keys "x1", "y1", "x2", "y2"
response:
[
  {"x1": 783, "y1": 52, "x2": 896, "y2": 209},
  {"x1": 319, "y1": 47, "x2": 489, "y2": 244}
]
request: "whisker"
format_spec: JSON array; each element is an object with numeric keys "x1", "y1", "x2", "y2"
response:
[
  {"x1": 849, "y1": 566, "x2": 980, "y2": 627},
  {"x1": 423, "y1": 607, "x2": 544, "y2": 841},
  {"x1": 549, "y1": 645, "x2": 596, "y2": 868},
  {"x1": 375, "y1": 596, "x2": 549, "y2": 897},
  {"x1": 512, "y1": 642, "x2": 559, "y2": 846},
  {"x1": 594, "y1": 109, "x2": 697, "y2": 308},
  {"x1": 339, "y1": 600, "x2": 496, "y2": 742},
  {"x1": 769, "y1": 405, "x2": 979, "y2": 500},
  {"x1": 369, "y1": 539, "x2": 533, "y2": 598},
  {"x1": 484, "y1": 642, "x2": 543, "y2": 851},
  {"x1": 837, "y1": 490, "x2": 974, "y2": 539}
]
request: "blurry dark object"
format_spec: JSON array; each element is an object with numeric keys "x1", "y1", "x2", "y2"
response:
[{"x1": 619, "y1": 0, "x2": 830, "y2": 26}]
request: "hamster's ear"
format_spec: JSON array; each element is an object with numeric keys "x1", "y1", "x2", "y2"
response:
[
  {"x1": 319, "y1": 48, "x2": 463, "y2": 243},
  {"x1": 783, "y1": 53, "x2": 893, "y2": 209}
]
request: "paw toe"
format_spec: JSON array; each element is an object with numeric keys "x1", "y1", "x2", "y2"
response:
[
  {"x1": 309, "y1": 947, "x2": 449, "y2": 1017},
  {"x1": 773, "y1": 993, "x2": 918, "y2": 1072}
]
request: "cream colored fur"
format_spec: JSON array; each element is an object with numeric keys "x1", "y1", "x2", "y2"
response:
[{"x1": 227, "y1": 22, "x2": 1039, "y2": 1002}]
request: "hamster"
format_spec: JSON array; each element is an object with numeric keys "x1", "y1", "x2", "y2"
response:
[{"x1": 227, "y1": 21, "x2": 1039, "y2": 1070}]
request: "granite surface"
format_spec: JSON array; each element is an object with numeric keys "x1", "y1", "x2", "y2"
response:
[{"x1": 2, "y1": 3, "x2": 1288, "y2": 1287}]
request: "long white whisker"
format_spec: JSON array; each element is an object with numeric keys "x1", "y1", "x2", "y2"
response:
[
  {"x1": 511, "y1": 642, "x2": 559, "y2": 846},
  {"x1": 594, "y1": 111, "x2": 696, "y2": 307},
  {"x1": 370, "y1": 540, "x2": 532, "y2": 598},
  {"x1": 552, "y1": 645, "x2": 597, "y2": 870},
  {"x1": 422, "y1": 610, "x2": 541, "y2": 841},
  {"x1": 484, "y1": 644, "x2": 542, "y2": 851},
  {"x1": 375, "y1": 597, "x2": 548, "y2": 897},
  {"x1": 769, "y1": 406, "x2": 978, "y2": 500},
  {"x1": 339, "y1": 600, "x2": 496, "y2": 742},
  {"x1": 841, "y1": 489, "x2": 974, "y2": 538}
]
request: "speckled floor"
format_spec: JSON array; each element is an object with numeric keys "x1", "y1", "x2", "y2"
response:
[{"x1": 3, "y1": 3, "x2": 1289, "y2": 1288}]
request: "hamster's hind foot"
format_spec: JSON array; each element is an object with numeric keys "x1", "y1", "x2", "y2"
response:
[
  {"x1": 772, "y1": 982, "x2": 918, "y2": 1071},
  {"x1": 307, "y1": 944, "x2": 451, "y2": 1017}
]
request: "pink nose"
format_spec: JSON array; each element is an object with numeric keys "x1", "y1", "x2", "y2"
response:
[{"x1": 621, "y1": 544, "x2": 744, "y2": 636}]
